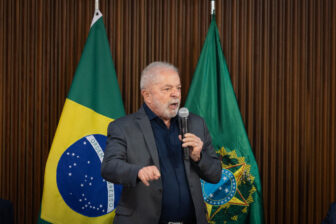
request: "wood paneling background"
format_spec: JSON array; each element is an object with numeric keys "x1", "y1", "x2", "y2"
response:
[{"x1": 1, "y1": 0, "x2": 335, "y2": 223}]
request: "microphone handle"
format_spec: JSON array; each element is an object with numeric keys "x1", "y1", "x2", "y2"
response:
[
  {"x1": 181, "y1": 118, "x2": 189, "y2": 160},
  {"x1": 183, "y1": 147, "x2": 189, "y2": 160}
]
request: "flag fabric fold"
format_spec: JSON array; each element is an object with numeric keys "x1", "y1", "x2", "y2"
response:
[
  {"x1": 185, "y1": 16, "x2": 264, "y2": 224},
  {"x1": 40, "y1": 10, "x2": 125, "y2": 224}
]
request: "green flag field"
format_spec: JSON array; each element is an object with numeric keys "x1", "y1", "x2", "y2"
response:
[{"x1": 185, "y1": 16, "x2": 264, "y2": 224}]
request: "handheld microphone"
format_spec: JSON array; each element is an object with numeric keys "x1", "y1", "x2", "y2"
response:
[{"x1": 178, "y1": 107, "x2": 189, "y2": 160}]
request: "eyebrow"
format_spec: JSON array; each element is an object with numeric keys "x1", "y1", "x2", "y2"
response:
[
  {"x1": 162, "y1": 84, "x2": 181, "y2": 87},
  {"x1": 160, "y1": 84, "x2": 181, "y2": 88}
]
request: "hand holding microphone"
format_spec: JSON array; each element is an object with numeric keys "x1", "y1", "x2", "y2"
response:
[{"x1": 178, "y1": 108, "x2": 203, "y2": 162}]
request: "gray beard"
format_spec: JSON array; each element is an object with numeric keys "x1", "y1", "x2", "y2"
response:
[{"x1": 153, "y1": 99, "x2": 180, "y2": 119}]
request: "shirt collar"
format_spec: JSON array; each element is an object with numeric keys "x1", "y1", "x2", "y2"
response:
[{"x1": 143, "y1": 103, "x2": 158, "y2": 120}]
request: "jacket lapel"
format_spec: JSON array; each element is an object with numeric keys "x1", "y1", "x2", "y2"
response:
[{"x1": 135, "y1": 107, "x2": 161, "y2": 169}]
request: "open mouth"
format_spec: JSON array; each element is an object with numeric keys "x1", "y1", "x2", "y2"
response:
[{"x1": 169, "y1": 102, "x2": 179, "y2": 109}]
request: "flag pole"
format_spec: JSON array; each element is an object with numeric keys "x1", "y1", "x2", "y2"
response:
[
  {"x1": 210, "y1": 0, "x2": 215, "y2": 15},
  {"x1": 95, "y1": 0, "x2": 99, "y2": 12},
  {"x1": 91, "y1": 0, "x2": 101, "y2": 27}
]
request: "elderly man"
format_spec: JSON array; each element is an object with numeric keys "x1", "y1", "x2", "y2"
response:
[{"x1": 101, "y1": 62, "x2": 221, "y2": 224}]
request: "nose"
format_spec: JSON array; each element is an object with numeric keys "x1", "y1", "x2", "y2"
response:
[{"x1": 171, "y1": 87, "x2": 181, "y2": 98}]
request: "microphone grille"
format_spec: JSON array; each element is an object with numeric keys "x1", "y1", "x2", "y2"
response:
[{"x1": 178, "y1": 107, "x2": 189, "y2": 118}]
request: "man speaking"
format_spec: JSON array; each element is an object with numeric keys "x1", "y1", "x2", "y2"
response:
[{"x1": 101, "y1": 62, "x2": 221, "y2": 224}]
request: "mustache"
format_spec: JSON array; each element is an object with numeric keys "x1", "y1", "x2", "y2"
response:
[{"x1": 168, "y1": 99, "x2": 180, "y2": 104}]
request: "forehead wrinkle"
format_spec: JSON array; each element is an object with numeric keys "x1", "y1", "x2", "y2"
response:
[{"x1": 147, "y1": 71, "x2": 178, "y2": 89}]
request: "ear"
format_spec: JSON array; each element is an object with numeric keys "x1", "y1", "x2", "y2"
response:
[{"x1": 141, "y1": 89, "x2": 151, "y2": 104}]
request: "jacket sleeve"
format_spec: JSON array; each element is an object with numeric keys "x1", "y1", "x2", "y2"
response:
[
  {"x1": 101, "y1": 121, "x2": 142, "y2": 187},
  {"x1": 191, "y1": 118, "x2": 222, "y2": 184}
]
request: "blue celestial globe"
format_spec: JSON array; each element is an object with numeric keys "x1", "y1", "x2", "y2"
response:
[
  {"x1": 201, "y1": 169, "x2": 237, "y2": 206},
  {"x1": 57, "y1": 134, "x2": 122, "y2": 217}
]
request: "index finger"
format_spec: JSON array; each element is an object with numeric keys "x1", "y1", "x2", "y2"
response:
[
  {"x1": 139, "y1": 174, "x2": 150, "y2": 186},
  {"x1": 184, "y1": 133, "x2": 194, "y2": 138},
  {"x1": 184, "y1": 133, "x2": 201, "y2": 139}
]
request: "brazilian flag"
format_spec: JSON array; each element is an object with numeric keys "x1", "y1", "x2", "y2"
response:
[
  {"x1": 40, "y1": 10, "x2": 125, "y2": 223},
  {"x1": 185, "y1": 16, "x2": 264, "y2": 223}
]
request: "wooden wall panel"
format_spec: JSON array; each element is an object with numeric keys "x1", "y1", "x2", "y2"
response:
[{"x1": 0, "y1": 0, "x2": 335, "y2": 223}]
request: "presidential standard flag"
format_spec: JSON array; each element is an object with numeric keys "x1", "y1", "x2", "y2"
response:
[
  {"x1": 40, "y1": 10, "x2": 125, "y2": 223},
  {"x1": 185, "y1": 17, "x2": 264, "y2": 224}
]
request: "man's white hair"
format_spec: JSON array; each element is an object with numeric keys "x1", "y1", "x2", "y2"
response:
[{"x1": 140, "y1": 62, "x2": 179, "y2": 90}]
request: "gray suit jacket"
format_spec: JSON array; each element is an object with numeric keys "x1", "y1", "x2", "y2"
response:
[{"x1": 101, "y1": 106, "x2": 221, "y2": 224}]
